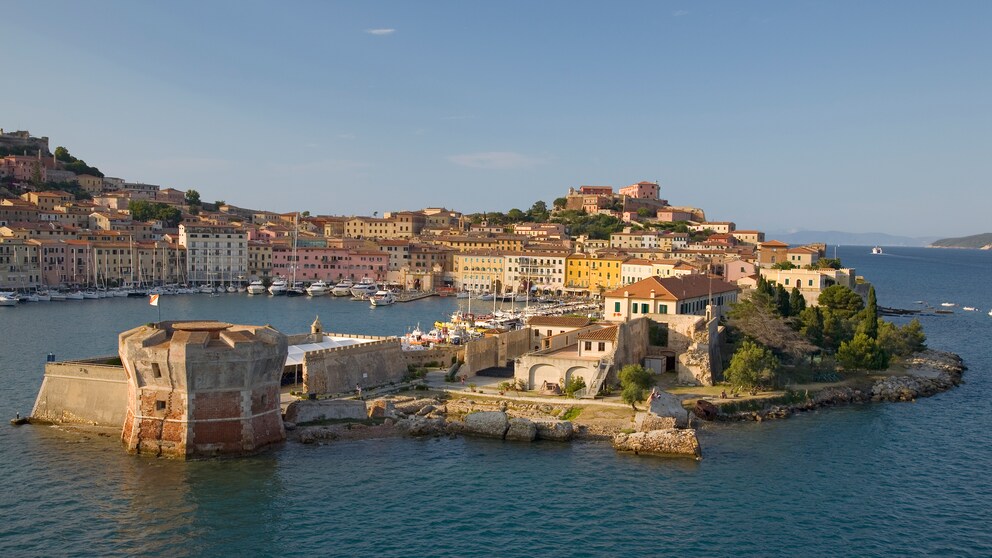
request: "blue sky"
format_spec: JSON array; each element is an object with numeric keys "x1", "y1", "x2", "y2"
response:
[{"x1": 2, "y1": 1, "x2": 989, "y2": 237}]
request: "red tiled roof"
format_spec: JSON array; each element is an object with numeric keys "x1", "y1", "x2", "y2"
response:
[
  {"x1": 578, "y1": 325, "x2": 618, "y2": 342},
  {"x1": 603, "y1": 274, "x2": 739, "y2": 300}
]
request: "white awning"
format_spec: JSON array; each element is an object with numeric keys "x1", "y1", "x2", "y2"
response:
[{"x1": 284, "y1": 335, "x2": 376, "y2": 366}]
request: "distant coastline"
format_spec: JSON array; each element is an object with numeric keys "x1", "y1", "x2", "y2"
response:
[{"x1": 928, "y1": 232, "x2": 992, "y2": 250}]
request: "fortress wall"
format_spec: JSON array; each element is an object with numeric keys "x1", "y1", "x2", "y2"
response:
[
  {"x1": 403, "y1": 346, "x2": 463, "y2": 369},
  {"x1": 30, "y1": 359, "x2": 128, "y2": 427},
  {"x1": 302, "y1": 339, "x2": 407, "y2": 394},
  {"x1": 462, "y1": 337, "x2": 499, "y2": 377}
]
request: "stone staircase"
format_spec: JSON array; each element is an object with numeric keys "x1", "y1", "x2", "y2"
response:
[{"x1": 575, "y1": 358, "x2": 612, "y2": 399}]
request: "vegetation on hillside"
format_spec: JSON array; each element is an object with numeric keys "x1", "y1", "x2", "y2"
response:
[
  {"x1": 929, "y1": 233, "x2": 992, "y2": 249},
  {"x1": 54, "y1": 146, "x2": 103, "y2": 177},
  {"x1": 726, "y1": 278, "x2": 926, "y2": 389},
  {"x1": 128, "y1": 200, "x2": 183, "y2": 227}
]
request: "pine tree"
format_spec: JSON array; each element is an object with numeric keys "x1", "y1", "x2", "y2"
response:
[{"x1": 789, "y1": 287, "x2": 806, "y2": 316}]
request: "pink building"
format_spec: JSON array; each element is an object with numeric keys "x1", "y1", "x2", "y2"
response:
[
  {"x1": 271, "y1": 245, "x2": 388, "y2": 282},
  {"x1": 619, "y1": 181, "x2": 659, "y2": 199}
]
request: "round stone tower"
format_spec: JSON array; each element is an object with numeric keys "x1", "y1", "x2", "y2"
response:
[{"x1": 119, "y1": 321, "x2": 288, "y2": 459}]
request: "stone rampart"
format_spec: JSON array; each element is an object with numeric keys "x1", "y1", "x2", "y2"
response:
[
  {"x1": 302, "y1": 338, "x2": 406, "y2": 394},
  {"x1": 462, "y1": 336, "x2": 498, "y2": 376},
  {"x1": 402, "y1": 346, "x2": 463, "y2": 369},
  {"x1": 30, "y1": 358, "x2": 128, "y2": 426}
]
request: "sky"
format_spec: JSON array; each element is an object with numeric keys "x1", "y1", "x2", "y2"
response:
[{"x1": 2, "y1": 1, "x2": 990, "y2": 237}]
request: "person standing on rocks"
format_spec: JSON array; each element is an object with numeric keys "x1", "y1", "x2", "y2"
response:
[{"x1": 356, "y1": 384, "x2": 362, "y2": 399}]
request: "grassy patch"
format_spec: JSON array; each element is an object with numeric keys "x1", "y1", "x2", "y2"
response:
[{"x1": 560, "y1": 406, "x2": 582, "y2": 421}]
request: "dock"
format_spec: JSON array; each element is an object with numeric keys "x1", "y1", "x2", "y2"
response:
[{"x1": 395, "y1": 291, "x2": 438, "y2": 303}]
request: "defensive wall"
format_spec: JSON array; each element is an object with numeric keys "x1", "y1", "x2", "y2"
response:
[
  {"x1": 461, "y1": 329, "x2": 532, "y2": 377},
  {"x1": 402, "y1": 345, "x2": 463, "y2": 369},
  {"x1": 648, "y1": 313, "x2": 722, "y2": 385},
  {"x1": 31, "y1": 357, "x2": 128, "y2": 427},
  {"x1": 302, "y1": 337, "x2": 407, "y2": 394}
]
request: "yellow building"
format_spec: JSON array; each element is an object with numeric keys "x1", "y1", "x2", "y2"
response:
[{"x1": 452, "y1": 251, "x2": 505, "y2": 294}]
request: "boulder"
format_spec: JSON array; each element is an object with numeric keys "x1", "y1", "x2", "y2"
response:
[
  {"x1": 285, "y1": 400, "x2": 368, "y2": 424},
  {"x1": 648, "y1": 391, "x2": 691, "y2": 428},
  {"x1": 416, "y1": 404, "x2": 436, "y2": 417},
  {"x1": 400, "y1": 416, "x2": 445, "y2": 437},
  {"x1": 505, "y1": 417, "x2": 537, "y2": 442},
  {"x1": 635, "y1": 413, "x2": 677, "y2": 432},
  {"x1": 462, "y1": 411, "x2": 509, "y2": 439},
  {"x1": 693, "y1": 399, "x2": 719, "y2": 421},
  {"x1": 394, "y1": 398, "x2": 439, "y2": 415},
  {"x1": 613, "y1": 429, "x2": 701, "y2": 459},
  {"x1": 367, "y1": 399, "x2": 396, "y2": 419},
  {"x1": 534, "y1": 420, "x2": 574, "y2": 441}
]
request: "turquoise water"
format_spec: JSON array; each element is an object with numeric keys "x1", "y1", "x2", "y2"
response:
[{"x1": 1, "y1": 247, "x2": 990, "y2": 557}]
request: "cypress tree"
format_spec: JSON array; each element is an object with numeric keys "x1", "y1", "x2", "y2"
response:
[
  {"x1": 863, "y1": 286, "x2": 879, "y2": 339},
  {"x1": 789, "y1": 287, "x2": 806, "y2": 315}
]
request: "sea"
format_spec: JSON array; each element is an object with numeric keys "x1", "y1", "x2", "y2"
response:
[{"x1": 0, "y1": 246, "x2": 990, "y2": 557}]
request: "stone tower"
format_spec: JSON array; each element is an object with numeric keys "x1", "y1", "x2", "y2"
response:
[
  {"x1": 311, "y1": 315, "x2": 323, "y2": 335},
  {"x1": 119, "y1": 321, "x2": 288, "y2": 458}
]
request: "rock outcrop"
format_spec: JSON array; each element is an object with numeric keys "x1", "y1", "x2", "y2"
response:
[
  {"x1": 462, "y1": 411, "x2": 510, "y2": 439},
  {"x1": 534, "y1": 420, "x2": 574, "y2": 441},
  {"x1": 613, "y1": 429, "x2": 701, "y2": 459},
  {"x1": 505, "y1": 417, "x2": 537, "y2": 442},
  {"x1": 635, "y1": 413, "x2": 677, "y2": 432}
]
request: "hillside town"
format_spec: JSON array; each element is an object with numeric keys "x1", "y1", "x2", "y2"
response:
[{"x1": 1, "y1": 129, "x2": 856, "y2": 309}]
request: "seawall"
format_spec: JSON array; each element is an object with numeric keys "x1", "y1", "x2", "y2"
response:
[{"x1": 30, "y1": 357, "x2": 128, "y2": 426}]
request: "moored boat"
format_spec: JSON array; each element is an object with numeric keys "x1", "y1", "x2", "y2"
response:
[
  {"x1": 350, "y1": 277, "x2": 378, "y2": 298},
  {"x1": 369, "y1": 289, "x2": 396, "y2": 306},
  {"x1": 247, "y1": 280, "x2": 267, "y2": 295},
  {"x1": 331, "y1": 280, "x2": 354, "y2": 296},
  {"x1": 306, "y1": 280, "x2": 330, "y2": 297},
  {"x1": 268, "y1": 278, "x2": 288, "y2": 296}
]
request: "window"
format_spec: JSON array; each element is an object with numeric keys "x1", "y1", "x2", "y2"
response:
[
  {"x1": 151, "y1": 362, "x2": 161, "y2": 378},
  {"x1": 155, "y1": 400, "x2": 166, "y2": 411},
  {"x1": 614, "y1": 302, "x2": 620, "y2": 312},
  {"x1": 598, "y1": 342, "x2": 605, "y2": 351},
  {"x1": 641, "y1": 303, "x2": 649, "y2": 314},
  {"x1": 633, "y1": 304, "x2": 639, "y2": 314},
  {"x1": 584, "y1": 341, "x2": 592, "y2": 351},
  {"x1": 659, "y1": 304, "x2": 668, "y2": 314}
]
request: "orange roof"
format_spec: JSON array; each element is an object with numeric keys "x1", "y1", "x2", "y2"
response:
[
  {"x1": 603, "y1": 274, "x2": 739, "y2": 301},
  {"x1": 578, "y1": 325, "x2": 618, "y2": 342},
  {"x1": 787, "y1": 246, "x2": 817, "y2": 254},
  {"x1": 760, "y1": 240, "x2": 789, "y2": 247}
]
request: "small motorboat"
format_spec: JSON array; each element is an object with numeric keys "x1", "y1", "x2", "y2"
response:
[{"x1": 940, "y1": 302, "x2": 955, "y2": 307}]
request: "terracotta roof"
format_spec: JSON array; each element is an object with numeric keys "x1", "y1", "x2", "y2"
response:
[
  {"x1": 527, "y1": 316, "x2": 592, "y2": 328},
  {"x1": 578, "y1": 325, "x2": 618, "y2": 342},
  {"x1": 603, "y1": 274, "x2": 739, "y2": 301},
  {"x1": 787, "y1": 246, "x2": 817, "y2": 254},
  {"x1": 760, "y1": 240, "x2": 789, "y2": 247}
]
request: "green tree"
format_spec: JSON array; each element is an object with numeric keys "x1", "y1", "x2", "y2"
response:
[
  {"x1": 877, "y1": 319, "x2": 927, "y2": 357},
  {"x1": 552, "y1": 197, "x2": 567, "y2": 210},
  {"x1": 507, "y1": 208, "x2": 527, "y2": 222},
  {"x1": 561, "y1": 376, "x2": 586, "y2": 397},
  {"x1": 837, "y1": 332, "x2": 889, "y2": 370},
  {"x1": 185, "y1": 189, "x2": 201, "y2": 206},
  {"x1": 528, "y1": 200, "x2": 549, "y2": 221},
  {"x1": 725, "y1": 340, "x2": 780, "y2": 389},
  {"x1": 818, "y1": 285, "x2": 865, "y2": 320},
  {"x1": 771, "y1": 261, "x2": 796, "y2": 270},
  {"x1": 214, "y1": 200, "x2": 226, "y2": 208},
  {"x1": 789, "y1": 287, "x2": 806, "y2": 316},
  {"x1": 775, "y1": 283, "x2": 791, "y2": 316},
  {"x1": 618, "y1": 364, "x2": 654, "y2": 409},
  {"x1": 636, "y1": 207, "x2": 654, "y2": 218},
  {"x1": 799, "y1": 306, "x2": 825, "y2": 347},
  {"x1": 860, "y1": 286, "x2": 879, "y2": 339},
  {"x1": 54, "y1": 146, "x2": 72, "y2": 162}
]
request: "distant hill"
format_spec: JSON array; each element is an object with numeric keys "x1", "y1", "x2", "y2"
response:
[
  {"x1": 764, "y1": 230, "x2": 937, "y2": 247},
  {"x1": 930, "y1": 233, "x2": 992, "y2": 249}
]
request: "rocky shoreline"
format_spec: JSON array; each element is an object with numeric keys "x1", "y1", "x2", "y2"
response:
[
  {"x1": 284, "y1": 349, "x2": 964, "y2": 460},
  {"x1": 713, "y1": 350, "x2": 966, "y2": 423}
]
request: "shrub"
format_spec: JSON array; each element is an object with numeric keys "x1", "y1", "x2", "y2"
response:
[
  {"x1": 725, "y1": 340, "x2": 780, "y2": 389},
  {"x1": 562, "y1": 376, "x2": 586, "y2": 397},
  {"x1": 837, "y1": 333, "x2": 889, "y2": 370},
  {"x1": 560, "y1": 407, "x2": 582, "y2": 421}
]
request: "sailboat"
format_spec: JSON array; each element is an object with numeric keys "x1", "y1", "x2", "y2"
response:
[{"x1": 285, "y1": 213, "x2": 305, "y2": 296}]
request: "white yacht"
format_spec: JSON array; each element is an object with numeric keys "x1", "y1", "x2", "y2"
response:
[
  {"x1": 306, "y1": 280, "x2": 330, "y2": 297},
  {"x1": 0, "y1": 294, "x2": 18, "y2": 306},
  {"x1": 350, "y1": 277, "x2": 378, "y2": 298},
  {"x1": 268, "y1": 278, "x2": 288, "y2": 296},
  {"x1": 331, "y1": 279, "x2": 354, "y2": 296},
  {"x1": 872, "y1": 246, "x2": 883, "y2": 255},
  {"x1": 246, "y1": 280, "x2": 267, "y2": 295},
  {"x1": 369, "y1": 290, "x2": 396, "y2": 307}
]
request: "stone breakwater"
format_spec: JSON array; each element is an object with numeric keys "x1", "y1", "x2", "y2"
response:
[
  {"x1": 288, "y1": 397, "x2": 577, "y2": 445},
  {"x1": 613, "y1": 430, "x2": 701, "y2": 460},
  {"x1": 714, "y1": 350, "x2": 966, "y2": 423}
]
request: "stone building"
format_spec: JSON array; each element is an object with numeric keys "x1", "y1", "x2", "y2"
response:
[{"x1": 119, "y1": 321, "x2": 288, "y2": 458}]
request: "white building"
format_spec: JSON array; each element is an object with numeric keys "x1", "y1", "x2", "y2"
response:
[{"x1": 178, "y1": 224, "x2": 247, "y2": 285}]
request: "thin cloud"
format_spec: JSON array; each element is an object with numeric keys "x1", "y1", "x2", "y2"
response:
[
  {"x1": 366, "y1": 28, "x2": 396, "y2": 36},
  {"x1": 447, "y1": 151, "x2": 547, "y2": 170},
  {"x1": 673, "y1": 10, "x2": 689, "y2": 17}
]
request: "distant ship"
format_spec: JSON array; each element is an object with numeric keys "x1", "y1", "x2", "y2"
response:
[{"x1": 871, "y1": 246, "x2": 883, "y2": 255}]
